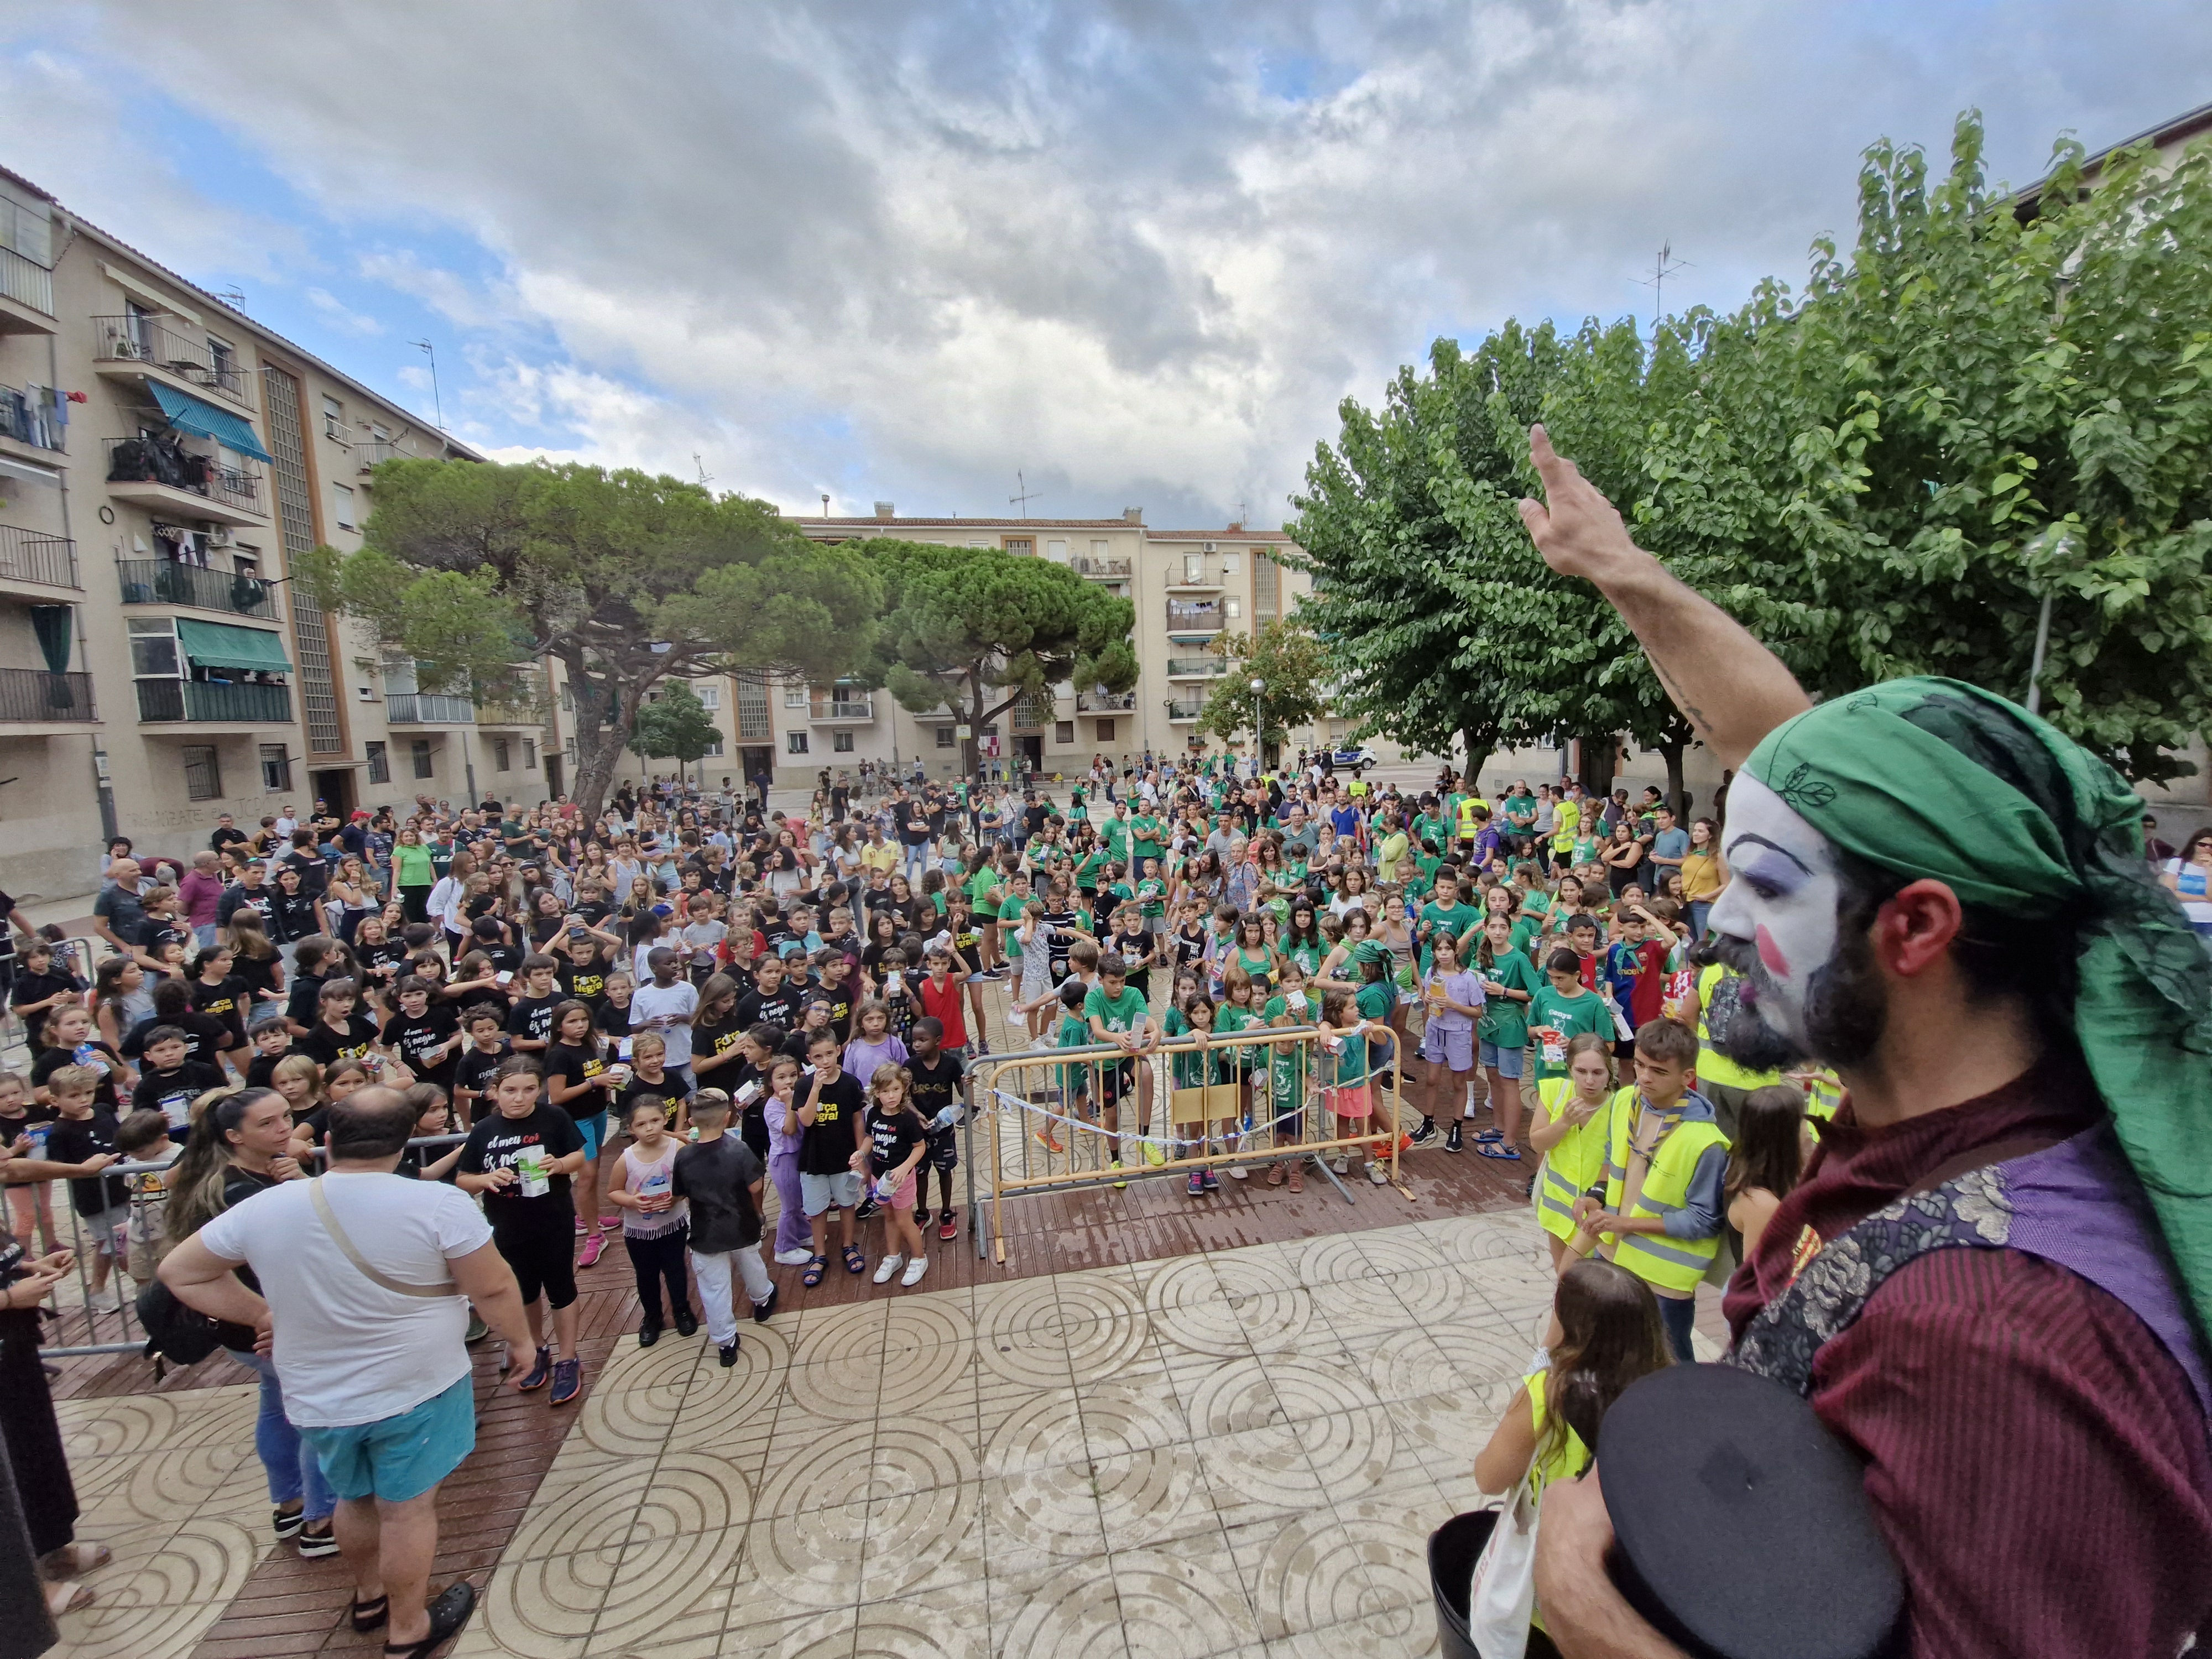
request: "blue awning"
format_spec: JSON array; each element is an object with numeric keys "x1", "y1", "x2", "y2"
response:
[{"x1": 145, "y1": 382, "x2": 274, "y2": 463}]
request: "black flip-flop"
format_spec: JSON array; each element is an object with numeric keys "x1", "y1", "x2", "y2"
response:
[{"x1": 352, "y1": 1595, "x2": 389, "y2": 1632}]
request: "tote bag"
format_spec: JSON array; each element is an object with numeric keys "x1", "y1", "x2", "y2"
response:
[{"x1": 1467, "y1": 1473, "x2": 1540, "y2": 1659}]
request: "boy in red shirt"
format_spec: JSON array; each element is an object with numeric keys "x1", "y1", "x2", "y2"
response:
[{"x1": 917, "y1": 947, "x2": 970, "y2": 1061}]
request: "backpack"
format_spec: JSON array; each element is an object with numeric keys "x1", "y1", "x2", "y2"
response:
[{"x1": 134, "y1": 1279, "x2": 251, "y2": 1369}]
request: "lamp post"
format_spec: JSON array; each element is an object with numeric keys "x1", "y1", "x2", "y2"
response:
[{"x1": 1250, "y1": 676, "x2": 1265, "y2": 780}]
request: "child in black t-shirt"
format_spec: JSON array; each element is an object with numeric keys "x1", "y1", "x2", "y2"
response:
[
  {"x1": 507, "y1": 955, "x2": 564, "y2": 1053},
  {"x1": 904, "y1": 1017, "x2": 966, "y2": 1244},
  {"x1": 854, "y1": 1056, "x2": 930, "y2": 1288},
  {"x1": 380, "y1": 976, "x2": 463, "y2": 1091},
  {"x1": 41, "y1": 1066, "x2": 125, "y2": 1292},
  {"x1": 242, "y1": 1014, "x2": 294, "y2": 1088},
  {"x1": 129, "y1": 1027, "x2": 226, "y2": 1136},
  {"x1": 299, "y1": 978, "x2": 380, "y2": 1068},
  {"x1": 451, "y1": 1004, "x2": 510, "y2": 1125},
  {"x1": 0, "y1": 1070, "x2": 59, "y2": 1250}
]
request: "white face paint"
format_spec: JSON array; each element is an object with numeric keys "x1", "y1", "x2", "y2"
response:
[{"x1": 1708, "y1": 773, "x2": 1842, "y2": 1048}]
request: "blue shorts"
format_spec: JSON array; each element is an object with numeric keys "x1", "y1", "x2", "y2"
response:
[
  {"x1": 576, "y1": 1111, "x2": 609, "y2": 1161},
  {"x1": 300, "y1": 1375, "x2": 475, "y2": 1503},
  {"x1": 1478, "y1": 1040, "x2": 1525, "y2": 1079}
]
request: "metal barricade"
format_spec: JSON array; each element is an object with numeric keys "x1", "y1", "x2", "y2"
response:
[
  {"x1": 35, "y1": 1133, "x2": 469, "y2": 1359},
  {"x1": 962, "y1": 1024, "x2": 1407, "y2": 1264}
]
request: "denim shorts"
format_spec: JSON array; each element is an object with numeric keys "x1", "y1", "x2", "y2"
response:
[
  {"x1": 1477, "y1": 1040, "x2": 1525, "y2": 1079},
  {"x1": 800, "y1": 1170, "x2": 863, "y2": 1217},
  {"x1": 300, "y1": 1375, "x2": 475, "y2": 1503}
]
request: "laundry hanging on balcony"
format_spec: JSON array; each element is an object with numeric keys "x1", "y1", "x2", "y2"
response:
[
  {"x1": 28, "y1": 604, "x2": 72, "y2": 709},
  {"x1": 175, "y1": 618, "x2": 291, "y2": 677},
  {"x1": 144, "y1": 382, "x2": 273, "y2": 463}
]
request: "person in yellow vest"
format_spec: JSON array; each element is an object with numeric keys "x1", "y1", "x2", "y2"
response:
[
  {"x1": 1528, "y1": 1032, "x2": 1629, "y2": 1272},
  {"x1": 1453, "y1": 789, "x2": 1491, "y2": 857},
  {"x1": 1685, "y1": 950, "x2": 1784, "y2": 1142},
  {"x1": 1568, "y1": 1018, "x2": 1728, "y2": 1363},
  {"x1": 1550, "y1": 784, "x2": 1583, "y2": 873}
]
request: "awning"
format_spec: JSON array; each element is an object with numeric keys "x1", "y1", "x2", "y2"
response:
[
  {"x1": 145, "y1": 382, "x2": 274, "y2": 464},
  {"x1": 0, "y1": 455, "x2": 61, "y2": 489},
  {"x1": 176, "y1": 618, "x2": 291, "y2": 675}
]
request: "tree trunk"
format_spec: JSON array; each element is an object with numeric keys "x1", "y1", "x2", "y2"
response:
[
  {"x1": 1577, "y1": 733, "x2": 1619, "y2": 800},
  {"x1": 1460, "y1": 727, "x2": 1492, "y2": 794},
  {"x1": 564, "y1": 659, "x2": 653, "y2": 822}
]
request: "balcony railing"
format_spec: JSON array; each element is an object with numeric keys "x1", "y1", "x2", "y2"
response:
[
  {"x1": 0, "y1": 666, "x2": 93, "y2": 722},
  {"x1": 92, "y1": 315, "x2": 253, "y2": 408},
  {"x1": 1166, "y1": 699, "x2": 1206, "y2": 721},
  {"x1": 808, "y1": 694, "x2": 874, "y2": 721},
  {"x1": 116, "y1": 558, "x2": 276, "y2": 619},
  {"x1": 387, "y1": 693, "x2": 475, "y2": 724},
  {"x1": 0, "y1": 384, "x2": 63, "y2": 452},
  {"x1": 357, "y1": 438, "x2": 409, "y2": 471},
  {"x1": 0, "y1": 526, "x2": 77, "y2": 589},
  {"x1": 1071, "y1": 556, "x2": 1131, "y2": 578},
  {"x1": 106, "y1": 437, "x2": 264, "y2": 516},
  {"x1": 1165, "y1": 656, "x2": 1227, "y2": 677},
  {"x1": 1165, "y1": 602, "x2": 1224, "y2": 632},
  {"x1": 0, "y1": 248, "x2": 53, "y2": 319},
  {"x1": 1076, "y1": 690, "x2": 1136, "y2": 712},
  {"x1": 1010, "y1": 697, "x2": 1055, "y2": 729},
  {"x1": 137, "y1": 678, "x2": 290, "y2": 723}
]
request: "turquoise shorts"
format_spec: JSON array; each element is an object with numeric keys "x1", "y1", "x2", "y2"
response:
[
  {"x1": 576, "y1": 1110, "x2": 609, "y2": 1161},
  {"x1": 301, "y1": 1375, "x2": 476, "y2": 1503}
]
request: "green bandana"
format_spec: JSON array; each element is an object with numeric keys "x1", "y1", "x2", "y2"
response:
[{"x1": 1746, "y1": 676, "x2": 2212, "y2": 1339}]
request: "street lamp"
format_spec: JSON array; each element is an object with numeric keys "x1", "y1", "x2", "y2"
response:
[{"x1": 1250, "y1": 677, "x2": 1265, "y2": 779}]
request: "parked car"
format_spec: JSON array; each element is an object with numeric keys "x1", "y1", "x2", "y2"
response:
[{"x1": 1330, "y1": 747, "x2": 1379, "y2": 769}]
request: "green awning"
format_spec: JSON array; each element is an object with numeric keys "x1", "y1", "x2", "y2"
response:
[
  {"x1": 175, "y1": 618, "x2": 291, "y2": 675},
  {"x1": 146, "y1": 381, "x2": 274, "y2": 463}
]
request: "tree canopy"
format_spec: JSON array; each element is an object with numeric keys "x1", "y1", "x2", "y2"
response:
[
  {"x1": 1192, "y1": 620, "x2": 1329, "y2": 757},
  {"x1": 632, "y1": 681, "x2": 722, "y2": 769},
  {"x1": 302, "y1": 460, "x2": 879, "y2": 814},
  {"x1": 1293, "y1": 111, "x2": 2212, "y2": 790},
  {"x1": 858, "y1": 541, "x2": 1138, "y2": 775}
]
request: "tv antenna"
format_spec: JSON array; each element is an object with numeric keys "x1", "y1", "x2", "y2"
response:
[
  {"x1": 692, "y1": 453, "x2": 713, "y2": 488},
  {"x1": 1009, "y1": 470, "x2": 1044, "y2": 518},
  {"x1": 1636, "y1": 241, "x2": 1691, "y2": 331}
]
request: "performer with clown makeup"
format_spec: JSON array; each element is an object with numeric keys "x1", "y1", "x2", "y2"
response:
[{"x1": 1512, "y1": 426, "x2": 2212, "y2": 1658}]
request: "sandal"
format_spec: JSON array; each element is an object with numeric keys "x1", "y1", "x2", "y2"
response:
[
  {"x1": 801, "y1": 1255, "x2": 828, "y2": 1287},
  {"x1": 842, "y1": 1245, "x2": 867, "y2": 1275},
  {"x1": 44, "y1": 1579, "x2": 92, "y2": 1617},
  {"x1": 383, "y1": 1580, "x2": 476, "y2": 1658},
  {"x1": 39, "y1": 1543, "x2": 109, "y2": 1581},
  {"x1": 1473, "y1": 1129, "x2": 1504, "y2": 1142},
  {"x1": 1474, "y1": 1141, "x2": 1522, "y2": 1161},
  {"x1": 352, "y1": 1594, "x2": 390, "y2": 1632}
]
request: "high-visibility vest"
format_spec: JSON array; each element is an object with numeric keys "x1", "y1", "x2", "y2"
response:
[
  {"x1": 1603, "y1": 1099, "x2": 1730, "y2": 1295},
  {"x1": 1694, "y1": 963, "x2": 1786, "y2": 1093},
  {"x1": 1455, "y1": 796, "x2": 1490, "y2": 839},
  {"x1": 1535, "y1": 1081, "x2": 1632, "y2": 1243},
  {"x1": 1801, "y1": 1067, "x2": 1843, "y2": 1121}
]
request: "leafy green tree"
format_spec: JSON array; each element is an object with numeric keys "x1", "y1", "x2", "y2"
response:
[
  {"x1": 632, "y1": 682, "x2": 722, "y2": 774},
  {"x1": 859, "y1": 542, "x2": 1137, "y2": 776},
  {"x1": 1193, "y1": 620, "x2": 1329, "y2": 759},
  {"x1": 302, "y1": 460, "x2": 880, "y2": 815}
]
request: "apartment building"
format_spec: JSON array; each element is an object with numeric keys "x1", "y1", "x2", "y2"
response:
[
  {"x1": 779, "y1": 508, "x2": 1382, "y2": 789},
  {"x1": 0, "y1": 165, "x2": 550, "y2": 899}
]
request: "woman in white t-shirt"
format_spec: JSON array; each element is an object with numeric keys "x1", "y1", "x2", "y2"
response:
[{"x1": 2160, "y1": 827, "x2": 2212, "y2": 941}]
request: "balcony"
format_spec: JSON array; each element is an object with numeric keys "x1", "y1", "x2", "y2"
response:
[
  {"x1": 808, "y1": 693, "x2": 874, "y2": 722},
  {"x1": 0, "y1": 667, "x2": 95, "y2": 727},
  {"x1": 1071, "y1": 555, "x2": 1131, "y2": 580},
  {"x1": 1010, "y1": 696, "x2": 1055, "y2": 729},
  {"x1": 1166, "y1": 567, "x2": 1223, "y2": 592},
  {"x1": 0, "y1": 248, "x2": 55, "y2": 335},
  {"x1": 0, "y1": 526, "x2": 77, "y2": 591},
  {"x1": 92, "y1": 315, "x2": 254, "y2": 410},
  {"x1": 105, "y1": 437, "x2": 267, "y2": 526},
  {"x1": 387, "y1": 693, "x2": 475, "y2": 724},
  {"x1": 1166, "y1": 699, "x2": 1206, "y2": 722},
  {"x1": 475, "y1": 672, "x2": 547, "y2": 729},
  {"x1": 1165, "y1": 601, "x2": 1224, "y2": 637},
  {"x1": 357, "y1": 437, "x2": 411, "y2": 475},
  {"x1": 117, "y1": 558, "x2": 277, "y2": 620},
  {"x1": 1166, "y1": 656, "x2": 1228, "y2": 679},
  {"x1": 0, "y1": 384, "x2": 64, "y2": 456},
  {"x1": 137, "y1": 678, "x2": 291, "y2": 724},
  {"x1": 1075, "y1": 690, "x2": 1136, "y2": 712}
]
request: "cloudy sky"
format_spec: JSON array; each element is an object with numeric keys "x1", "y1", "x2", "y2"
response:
[{"x1": 4, "y1": 2, "x2": 2205, "y2": 529}]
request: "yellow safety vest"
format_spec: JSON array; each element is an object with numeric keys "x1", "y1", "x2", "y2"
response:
[
  {"x1": 1602, "y1": 1099, "x2": 1730, "y2": 1296},
  {"x1": 1455, "y1": 796, "x2": 1490, "y2": 838},
  {"x1": 1535, "y1": 1081, "x2": 1630, "y2": 1243},
  {"x1": 1694, "y1": 963, "x2": 1785, "y2": 1093},
  {"x1": 1801, "y1": 1066, "x2": 1843, "y2": 1121}
]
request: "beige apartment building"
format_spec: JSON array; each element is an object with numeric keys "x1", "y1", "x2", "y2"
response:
[
  {"x1": 775, "y1": 507, "x2": 1384, "y2": 790},
  {"x1": 0, "y1": 165, "x2": 552, "y2": 900}
]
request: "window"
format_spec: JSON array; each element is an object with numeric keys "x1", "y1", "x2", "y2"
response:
[
  {"x1": 696, "y1": 685, "x2": 721, "y2": 711},
  {"x1": 1183, "y1": 554, "x2": 1203, "y2": 583},
  {"x1": 366, "y1": 740, "x2": 389, "y2": 784},
  {"x1": 523, "y1": 738, "x2": 538, "y2": 769},
  {"x1": 1221, "y1": 550, "x2": 1241, "y2": 575},
  {"x1": 493, "y1": 738, "x2": 512, "y2": 771},
  {"x1": 783, "y1": 686, "x2": 806, "y2": 708},
  {"x1": 259, "y1": 744, "x2": 290, "y2": 791},
  {"x1": 832, "y1": 731, "x2": 854, "y2": 753},
  {"x1": 1224, "y1": 596, "x2": 1242, "y2": 620},
  {"x1": 411, "y1": 738, "x2": 434, "y2": 779},
  {"x1": 1046, "y1": 539, "x2": 1067, "y2": 560},
  {"x1": 786, "y1": 731, "x2": 809, "y2": 755},
  {"x1": 734, "y1": 679, "x2": 770, "y2": 740},
  {"x1": 701, "y1": 736, "x2": 723, "y2": 757},
  {"x1": 1091, "y1": 540, "x2": 1109, "y2": 559},
  {"x1": 207, "y1": 335, "x2": 237, "y2": 387},
  {"x1": 322, "y1": 395, "x2": 345, "y2": 440},
  {"x1": 332, "y1": 483, "x2": 356, "y2": 531},
  {"x1": 935, "y1": 727, "x2": 954, "y2": 749},
  {"x1": 563, "y1": 738, "x2": 578, "y2": 766},
  {"x1": 1095, "y1": 719, "x2": 1115, "y2": 743},
  {"x1": 1048, "y1": 721, "x2": 1071, "y2": 744},
  {"x1": 182, "y1": 745, "x2": 222, "y2": 801},
  {"x1": 128, "y1": 618, "x2": 180, "y2": 677},
  {"x1": 1003, "y1": 537, "x2": 1032, "y2": 557},
  {"x1": 968, "y1": 540, "x2": 990, "y2": 549}
]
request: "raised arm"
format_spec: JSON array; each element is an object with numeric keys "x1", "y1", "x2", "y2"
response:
[{"x1": 1516, "y1": 424, "x2": 1811, "y2": 768}]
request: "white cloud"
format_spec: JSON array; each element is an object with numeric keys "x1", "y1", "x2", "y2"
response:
[
  {"x1": 29, "y1": 1, "x2": 2212, "y2": 526},
  {"x1": 305, "y1": 286, "x2": 383, "y2": 335}
]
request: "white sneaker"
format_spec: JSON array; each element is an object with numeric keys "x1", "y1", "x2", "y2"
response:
[
  {"x1": 1332, "y1": 1156, "x2": 1349, "y2": 1176},
  {"x1": 773, "y1": 1248, "x2": 813, "y2": 1267},
  {"x1": 873, "y1": 1254, "x2": 904, "y2": 1284},
  {"x1": 1227, "y1": 1165, "x2": 1248, "y2": 1180},
  {"x1": 900, "y1": 1256, "x2": 929, "y2": 1287},
  {"x1": 1366, "y1": 1162, "x2": 1390, "y2": 1185}
]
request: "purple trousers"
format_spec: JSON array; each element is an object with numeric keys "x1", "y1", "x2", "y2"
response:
[{"x1": 770, "y1": 1148, "x2": 808, "y2": 1254}]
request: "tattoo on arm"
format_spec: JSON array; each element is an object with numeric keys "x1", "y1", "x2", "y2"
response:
[{"x1": 1652, "y1": 659, "x2": 1713, "y2": 740}]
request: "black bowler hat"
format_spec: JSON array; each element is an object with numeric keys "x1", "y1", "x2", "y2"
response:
[{"x1": 1599, "y1": 1364, "x2": 1902, "y2": 1659}]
